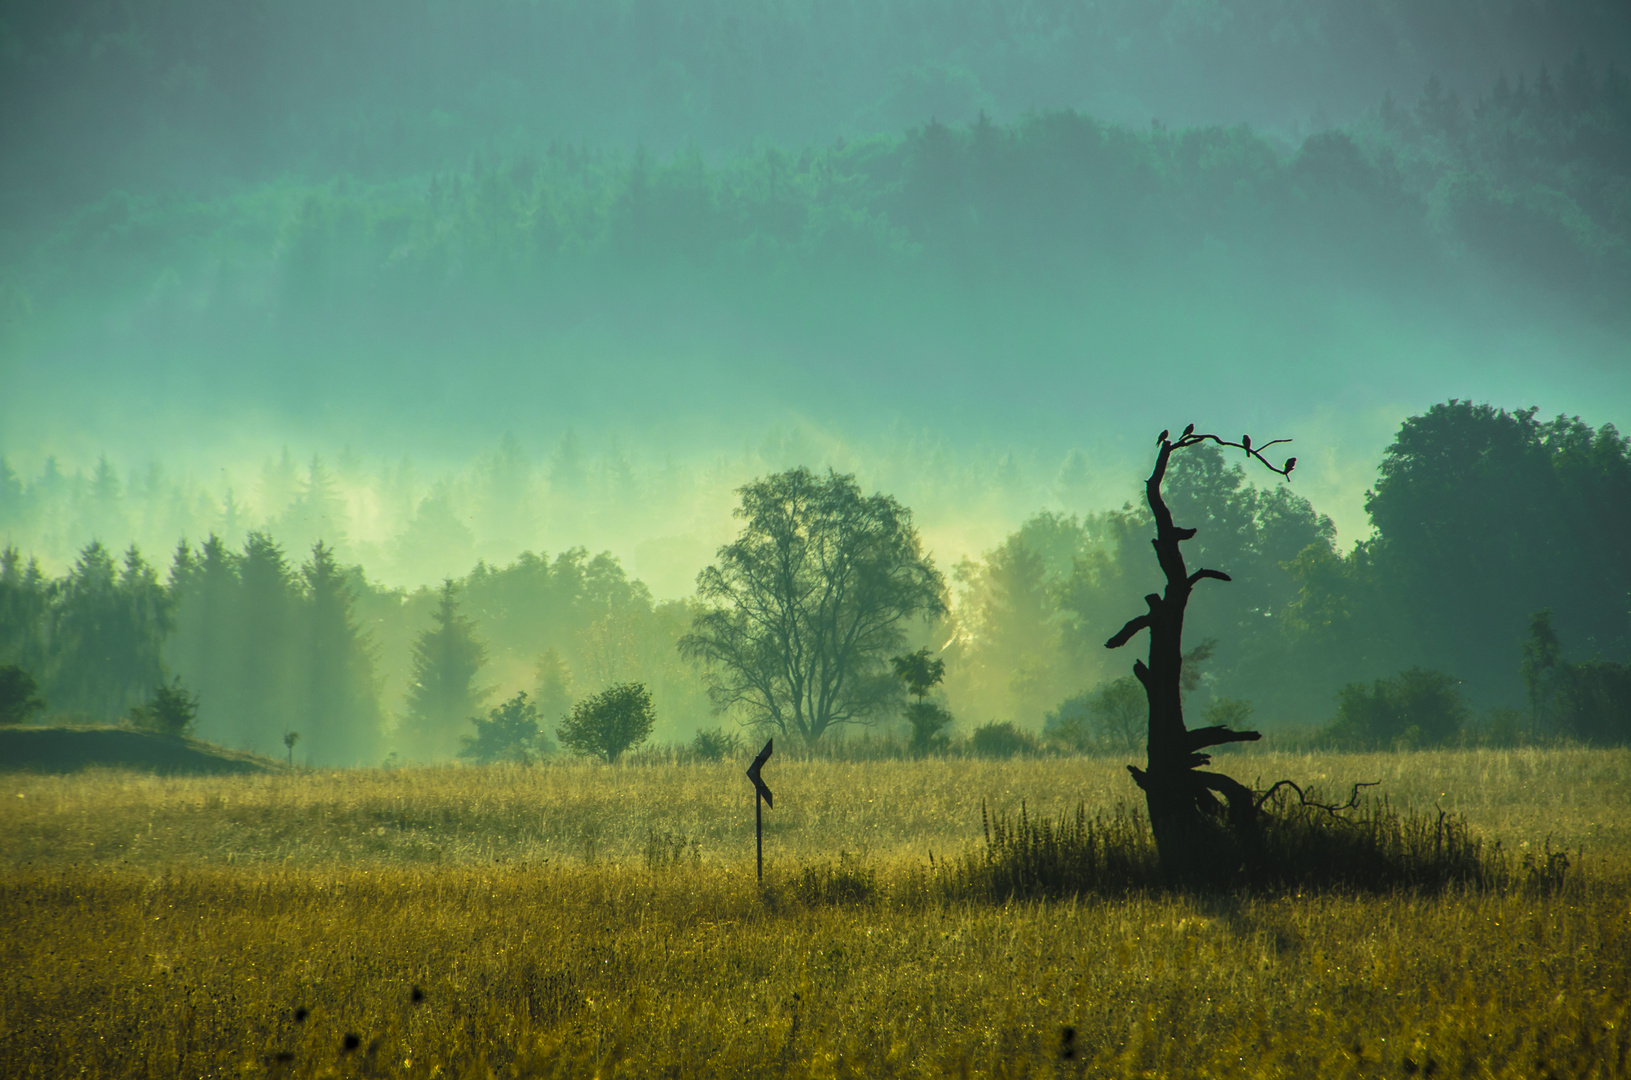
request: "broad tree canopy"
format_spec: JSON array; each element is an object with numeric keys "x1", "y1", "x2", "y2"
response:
[{"x1": 681, "y1": 468, "x2": 946, "y2": 744}]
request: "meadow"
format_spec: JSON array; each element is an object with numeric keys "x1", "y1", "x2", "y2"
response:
[{"x1": 2, "y1": 747, "x2": 1628, "y2": 1078}]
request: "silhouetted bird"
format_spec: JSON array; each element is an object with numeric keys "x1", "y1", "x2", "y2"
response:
[
  {"x1": 1242, "y1": 434, "x2": 1252, "y2": 453},
  {"x1": 1285, "y1": 457, "x2": 1296, "y2": 473},
  {"x1": 1182, "y1": 423, "x2": 1194, "y2": 438},
  {"x1": 1158, "y1": 429, "x2": 1169, "y2": 443}
]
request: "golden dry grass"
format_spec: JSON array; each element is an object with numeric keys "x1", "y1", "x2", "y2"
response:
[{"x1": 2, "y1": 747, "x2": 1628, "y2": 1078}]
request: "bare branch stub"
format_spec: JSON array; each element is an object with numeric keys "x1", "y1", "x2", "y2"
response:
[{"x1": 1105, "y1": 427, "x2": 1296, "y2": 884}]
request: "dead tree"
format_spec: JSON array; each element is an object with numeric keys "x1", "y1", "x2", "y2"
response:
[{"x1": 1105, "y1": 426, "x2": 1295, "y2": 884}]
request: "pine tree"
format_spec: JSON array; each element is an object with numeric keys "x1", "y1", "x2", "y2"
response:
[
  {"x1": 237, "y1": 531, "x2": 299, "y2": 753},
  {"x1": 402, "y1": 579, "x2": 487, "y2": 760},
  {"x1": 532, "y1": 647, "x2": 574, "y2": 725},
  {"x1": 299, "y1": 542, "x2": 383, "y2": 765},
  {"x1": 48, "y1": 543, "x2": 171, "y2": 719},
  {"x1": 166, "y1": 535, "x2": 244, "y2": 747},
  {"x1": 0, "y1": 547, "x2": 51, "y2": 677}
]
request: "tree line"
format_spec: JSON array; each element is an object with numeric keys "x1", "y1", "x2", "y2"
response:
[
  {"x1": 11, "y1": 58, "x2": 1628, "y2": 368},
  {"x1": 7, "y1": 0, "x2": 1622, "y2": 230},
  {"x1": 3, "y1": 398, "x2": 1629, "y2": 759}
]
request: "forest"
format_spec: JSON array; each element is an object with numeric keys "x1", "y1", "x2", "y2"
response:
[{"x1": 2, "y1": 400, "x2": 1627, "y2": 764}]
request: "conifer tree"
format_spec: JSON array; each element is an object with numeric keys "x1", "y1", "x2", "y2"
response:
[
  {"x1": 299, "y1": 542, "x2": 383, "y2": 765},
  {"x1": 166, "y1": 535, "x2": 244, "y2": 746},
  {"x1": 402, "y1": 579, "x2": 488, "y2": 760},
  {"x1": 48, "y1": 543, "x2": 171, "y2": 719},
  {"x1": 236, "y1": 531, "x2": 299, "y2": 752}
]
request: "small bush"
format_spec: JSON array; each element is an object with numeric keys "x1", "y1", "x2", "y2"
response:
[
  {"x1": 1554, "y1": 659, "x2": 1631, "y2": 745},
  {"x1": 1327, "y1": 667, "x2": 1469, "y2": 749},
  {"x1": 968, "y1": 721, "x2": 1037, "y2": 759},
  {"x1": 689, "y1": 726, "x2": 743, "y2": 761},
  {"x1": 460, "y1": 691, "x2": 551, "y2": 765},
  {"x1": 1041, "y1": 695, "x2": 1096, "y2": 752},
  {"x1": 557, "y1": 682, "x2": 655, "y2": 763},
  {"x1": 128, "y1": 678, "x2": 198, "y2": 737},
  {"x1": 903, "y1": 701, "x2": 953, "y2": 755},
  {"x1": 0, "y1": 665, "x2": 45, "y2": 726},
  {"x1": 1045, "y1": 677, "x2": 1145, "y2": 753}
]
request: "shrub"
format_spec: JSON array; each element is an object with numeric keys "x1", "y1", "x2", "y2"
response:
[
  {"x1": 690, "y1": 726, "x2": 743, "y2": 761},
  {"x1": 1200, "y1": 697, "x2": 1254, "y2": 752},
  {"x1": 903, "y1": 701, "x2": 954, "y2": 754},
  {"x1": 1041, "y1": 694, "x2": 1095, "y2": 752},
  {"x1": 955, "y1": 790, "x2": 1509, "y2": 899},
  {"x1": 460, "y1": 691, "x2": 551, "y2": 765},
  {"x1": 557, "y1": 682, "x2": 656, "y2": 763},
  {"x1": 128, "y1": 677, "x2": 198, "y2": 737},
  {"x1": 1327, "y1": 667, "x2": 1468, "y2": 748},
  {"x1": 0, "y1": 665, "x2": 45, "y2": 726},
  {"x1": 1554, "y1": 660, "x2": 1631, "y2": 745},
  {"x1": 1044, "y1": 676, "x2": 1146, "y2": 752},
  {"x1": 968, "y1": 720, "x2": 1036, "y2": 759}
]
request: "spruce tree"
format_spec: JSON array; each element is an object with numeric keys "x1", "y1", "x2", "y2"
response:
[
  {"x1": 237, "y1": 531, "x2": 299, "y2": 753},
  {"x1": 402, "y1": 579, "x2": 487, "y2": 760},
  {"x1": 166, "y1": 535, "x2": 244, "y2": 747},
  {"x1": 49, "y1": 543, "x2": 171, "y2": 719},
  {"x1": 299, "y1": 542, "x2": 384, "y2": 765}
]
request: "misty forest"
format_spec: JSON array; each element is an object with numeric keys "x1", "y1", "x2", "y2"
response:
[{"x1": 3, "y1": 2, "x2": 1631, "y2": 1077}]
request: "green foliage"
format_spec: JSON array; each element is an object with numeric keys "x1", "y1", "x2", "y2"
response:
[
  {"x1": 1521, "y1": 609, "x2": 1564, "y2": 733},
  {"x1": 1553, "y1": 660, "x2": 1631, "y2": 745},
  {"x1": 1363, "y1": 403, "x2": 1631, "y2": 706},
  {"x1": 902, "y1": 701, "x2": 955, "y2": 756},
  {"x1": 688, "y1": 726, "x2": 743, "y2": 761},
  {"x1": 47, "y1": 543, "x2": 172, "y2": 720},
  {"x1": 167, "y1": 534, "x2": 385, "y2": 765},
  {"x1": 403, "y1": 580, "x2": 488, "y2": 760},
  {"x1": 530, "y1": 648, "x2": 575, "y2": 727},
  {"x1": 1328, "y1": 668, "x2": 1469, "y2": 749},
  {"x1": 128, "y1": 677, "x2": 199, "y2": 738},
  {"x1": 1201, "y1": 698, "x2": 1255, "y2": 749},
  {"x1": 889, "y1": 648, "x2": 945, "y2": 701},
  {"x1": 968, "y1": 720, "x2": 1037, "y2": 759},
  {"x1": 0, "y1": 665, "x2": 45, "y2": 725},
  {"x1": 1041, "y1": 695, "x2": 1096, "y2": 753},
  {"x1": 557, "y1": 682, "x2": 656, "y2": 763},
  {"x1": 459, "y1": 691, "x2": 550, "y2": 765},
  {"x1": 1045, "y1": 677, "x2": 1146, "y2": 753},
  {"x1": 682, "y1": 468, "x2": 945, "y2": 744}
]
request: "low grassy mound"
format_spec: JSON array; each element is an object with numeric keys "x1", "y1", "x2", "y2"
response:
[{"x1": 0, "y1": 726, "x2": 277, "y2": 776}]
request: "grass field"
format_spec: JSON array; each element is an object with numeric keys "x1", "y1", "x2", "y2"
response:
[{"x1": 3, "y1": 747, "x2": 1629, "y2": 1078}]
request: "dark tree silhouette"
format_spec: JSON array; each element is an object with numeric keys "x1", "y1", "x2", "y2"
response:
[{"x1": 1105, "y1": 427, "x2": 1295, "y2": 884}]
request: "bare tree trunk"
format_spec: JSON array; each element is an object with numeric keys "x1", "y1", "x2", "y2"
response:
[{"x1": 1107, "y1": 430, "x2": 1293, "y2": 885}]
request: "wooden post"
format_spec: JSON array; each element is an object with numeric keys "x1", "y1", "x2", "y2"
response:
[{"x1": 746, "y1": 738, "x2": 774, "y2": 883}]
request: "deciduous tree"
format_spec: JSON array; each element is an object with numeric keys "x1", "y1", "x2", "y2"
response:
[{"x1": 681, "y1": 468, "x2": 945, "y2": 744}]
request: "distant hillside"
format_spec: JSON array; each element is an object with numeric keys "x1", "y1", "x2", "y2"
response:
[{"x1": 0, "y1": 727, "x2": 280, "y2": 776}]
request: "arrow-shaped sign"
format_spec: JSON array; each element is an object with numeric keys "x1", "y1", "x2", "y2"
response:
[
  {"x1": 746, "y1": 738, "x2": 774, "y2": 808},
  {"x1": 746, "y1": 738, "x2": 773, "y2": 883}
]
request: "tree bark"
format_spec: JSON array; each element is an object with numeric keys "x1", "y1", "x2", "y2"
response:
[{"x1": 1106, "y1": 434, "x2": 1269, "y2": 886}]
